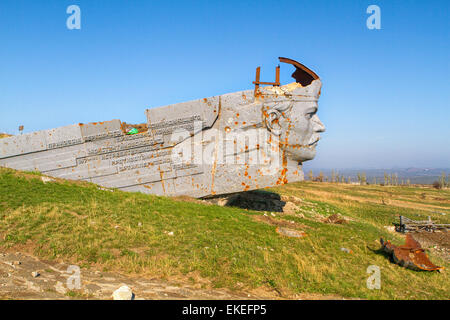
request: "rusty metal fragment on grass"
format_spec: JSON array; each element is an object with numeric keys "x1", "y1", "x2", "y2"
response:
[{"x1": 380, "y1": 234, "x2": 443, "y2": 272}]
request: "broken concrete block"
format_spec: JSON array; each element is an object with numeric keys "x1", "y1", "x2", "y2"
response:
[{"x1": 276, "y1": 227, "x2": 307, "y2": 238}]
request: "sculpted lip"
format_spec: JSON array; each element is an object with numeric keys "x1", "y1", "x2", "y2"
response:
[
  {"x1": 285, "y1": 138, "x2": 319, "y2": 149},
  {"x1": 308, "y1": 137, "x2": 320, "y2": 146}
]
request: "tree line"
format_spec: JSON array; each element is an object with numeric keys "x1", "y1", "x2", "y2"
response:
[{"x1": 307, "y1": 170, "x2": 450, "y2": 188}]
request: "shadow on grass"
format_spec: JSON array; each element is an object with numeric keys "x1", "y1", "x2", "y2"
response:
[
  {"x1": 367, "y1": 244, "x2": 392, "y2": 262},
  {"x1": 205, "y1": 190, "x2": 287, "y2": 212}
]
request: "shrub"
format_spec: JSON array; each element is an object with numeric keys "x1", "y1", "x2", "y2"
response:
[{"x1": 432, "y1": 181, "x2": 442, "y2": 189}]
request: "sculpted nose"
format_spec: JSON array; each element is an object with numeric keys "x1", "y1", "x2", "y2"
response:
[{"x1": 312, "y1": 115, "x2": 325, "y2": 133}]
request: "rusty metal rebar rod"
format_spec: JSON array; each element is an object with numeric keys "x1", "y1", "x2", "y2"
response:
[{"x1": 253, "y1": 65, "x2": 281, "y2": 95}]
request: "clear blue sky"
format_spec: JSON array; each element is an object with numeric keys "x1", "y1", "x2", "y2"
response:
[{"x1": 1, "y1": 0, "x2": 449, "y2": 169}]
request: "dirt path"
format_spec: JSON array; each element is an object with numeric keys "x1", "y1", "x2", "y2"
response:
[
  {"x1": 0, "y1": 251, "x2": 355, "y2": 300},
  {"x1": 0, "y1": 251, "x2": 261, "y2": 300},
  {"x1": 0, "y1": 251, "x2": 354, "y2": 300}
]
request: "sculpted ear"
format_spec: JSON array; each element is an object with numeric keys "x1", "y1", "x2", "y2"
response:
[{"x1": 265, "y1": 109, "x2": 282, "y2": 136}]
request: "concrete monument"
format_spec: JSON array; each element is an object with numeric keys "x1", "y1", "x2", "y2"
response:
[{"x1": 0, "y1": 57, "x2": 325, "y2": 198}]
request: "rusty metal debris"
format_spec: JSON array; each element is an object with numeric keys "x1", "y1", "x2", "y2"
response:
[
  {"x1": 253, "y1": 64, "x2": 280, "y2": 95},
  {"x1": 253, "y1": 57, "x2": 320, "y2": 93},
  {"x1": 397, "y1": 215, "x2": 450, "y2": 233},
  {"x1": 380, "y1": 234, "x2": 443, "y2": 271},
  {"x1": 279, "y1": 57, "x2": 319, "y2": 86}
]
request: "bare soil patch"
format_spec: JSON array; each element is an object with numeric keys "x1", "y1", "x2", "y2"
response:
[
  {"x1": 0, "y1": 251, "x2": 268, "y2": 300},
  {"x1": 0, "y1": 250, "x2": 351, "y2": 300},
  {"x1": 411, "y1": 231, "x2": 450, "y2": 262},
  {"x1": 253, "y1": 214, "x2": 310, "y2": 230}
]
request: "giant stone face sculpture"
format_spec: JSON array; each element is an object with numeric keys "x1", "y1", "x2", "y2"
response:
[{"x1": 0, "y1": 57, "x2": 325, "y2": 198}]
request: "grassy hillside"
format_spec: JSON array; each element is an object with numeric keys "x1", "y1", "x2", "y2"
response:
[{"x1": 0, "y1": 167, "x2": 449, "y2": 299}]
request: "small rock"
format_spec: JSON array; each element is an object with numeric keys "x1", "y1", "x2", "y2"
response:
[
  {"x1": 283, "y1": 202, "x2": 299, "y2": 215},
  {"x1": 112, "y1": 285, "x2": 134, "y2": 300},
  {"x1": 31, "y1": 271, "x2": 40, "y2": 278},
  {"x1": 98, "y1": 186, "x2": 113, "y2": 192},
  {"x1": 340, "y1": 247, "x2": 352, "y2": 254},
  {"x1": 41, "y1": 176, "x2": 54, "y2": 183},
  {"x1": 281, "y1": 195, "x2": 303, "y2": 204},
  {"x1": 217, "y1": 199, "x2": 228, "y2": 207},
  {"x1": 55, "y1": 281, "x2": 67, "y2": 294},
  {"x1": 276, "y1": 227, "x2": 307, "y2": 238}
]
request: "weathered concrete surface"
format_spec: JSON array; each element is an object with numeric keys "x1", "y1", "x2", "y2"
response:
[{"x1": 0, "y1": 60, "x2": 324, "y2": 198}]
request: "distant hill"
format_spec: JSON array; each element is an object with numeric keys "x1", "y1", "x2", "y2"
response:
[
  {"x1": 0, "y1": 133, "x2": 12, "y2": 139},
  {"x1": 304, "y1": 167, "x2": 450, "y2": 185}
]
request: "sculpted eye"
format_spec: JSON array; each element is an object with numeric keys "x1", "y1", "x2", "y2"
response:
[{"x1": 306, "y1": 110, "x2": 316, "y2": 119}]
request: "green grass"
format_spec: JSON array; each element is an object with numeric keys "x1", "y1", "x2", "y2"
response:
[{"x1": 0, "y1": 167, "x2": 449, "y2": 299}]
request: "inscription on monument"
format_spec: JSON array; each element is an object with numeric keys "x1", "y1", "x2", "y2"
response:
[
  {"x1": 148, "y1": 115, "x2": 203, "y2": 135},
  {"x1": 48, "y1": 138, "x2": 84, "y2": 150}
]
